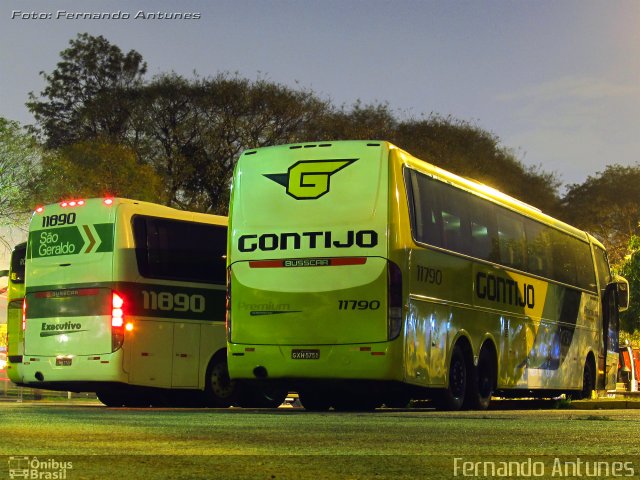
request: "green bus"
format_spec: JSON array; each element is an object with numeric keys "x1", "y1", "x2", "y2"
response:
[
  {"x1": 4, "y1": 241, "x2": 27, "y2": 384},
  {"x1": 227, "y1": 140, "x2": 629, "y2": 410},
  {"x1": 22, "y1": 197, "x2": 281, "y2": 407}
]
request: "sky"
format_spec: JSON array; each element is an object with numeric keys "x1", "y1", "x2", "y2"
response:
[{"x1": 1, "y1": 0, "x2": 639, "y2": 266}]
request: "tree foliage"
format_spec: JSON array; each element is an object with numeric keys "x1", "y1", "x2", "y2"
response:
[
  {"x1": 0, "y1": 118, "x2": 42, "y2": 248},
  {"x1": 617, "y1": 236, "x2": 640, "y2": 332},
  {"x1": 27, "y1": 33, "x2": 146, "y2": 148},
  {"x1": 561, "y1": 165, "x2": 640, "y2": 266},
  {"x1": 26, "y1": 33, "x2": 564, "y2": 217},
  {"x1": 37, "y1": 139, "x2": 164, "y2": 204},
  {"x1": 393, "y1": 116, "x2": 562, "y2": 213},
  {"x1": 129, "y1": 73, "x2": 328, "y2": 213}
]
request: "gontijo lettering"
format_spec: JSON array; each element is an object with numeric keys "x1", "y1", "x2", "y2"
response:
[
  {"x1": 238, "y1": 230, "x2": 379, "y2": 252},
  {"x1": 475, "y1": 272, "x2": 535, "y2": 308}
]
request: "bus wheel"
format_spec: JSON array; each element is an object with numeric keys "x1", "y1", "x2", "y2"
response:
[
  {"x1": 434, "y1": 344, "x2": 467, "y2": 411},
  {"x1": 97, "y1": 391, "x2": 126, "y2": 407},
  {"x1": 205, "y1": 355, "x2": 236, "y2": 408},
  {"x1": 299, "y1": 389, "x2": 332, "y2": 411},
  {"x1": 580, "y1": 358, "x2": 595, "y2": 400},
  {"x1": 332, "y1": 390, "x2": 382, "y2": 411},
  {"x1": 469, "y1": 348, "x2": 495, "y2": 410},
  {"x1": 239, "y1": 385, "x2": 288, "y2": 408},
  {"x1": 383, "y1": 393, "x2": 412, "y2": 409}
]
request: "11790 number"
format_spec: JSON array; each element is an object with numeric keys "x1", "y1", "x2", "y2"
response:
[{"x1": 338, "y1": 300, "x2": 381, "y2": 310}]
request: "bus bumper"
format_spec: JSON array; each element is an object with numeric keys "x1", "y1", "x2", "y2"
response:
[
  {"x1": 227, "y1": 341, "x2": 403, "y2": 381},
  {"x1": 21, "y1": 351, "x2": 126, "y2": 390}
]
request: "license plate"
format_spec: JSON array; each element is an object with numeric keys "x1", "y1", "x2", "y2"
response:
[
  {"x1": 56, "y1": 358, "x2": 72, "y2": 366},
  {"x1": 291, "y1": 349, "x2": 320, "y2": 360}
]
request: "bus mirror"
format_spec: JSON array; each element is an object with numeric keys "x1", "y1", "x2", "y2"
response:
[
  {"x1": 614, "y1": 275, "x2": 629, "y2": 312},
  {"x1": 0, "y1": 269, "x2": 8, "y2": 278}
]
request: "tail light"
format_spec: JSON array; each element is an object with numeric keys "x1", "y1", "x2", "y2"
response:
[
  {"x1": 225, "y1": 268, "x2": 232, "y2": 341},
  {"x1": 22, "y1": 298, "x2": 27, "y2": 331},
  {"x1": 111, "y1": 292, "x2": 125, "y2": 351},
  {"x1": 387, "y1": 260, "x2": 403, "y2": 340}
]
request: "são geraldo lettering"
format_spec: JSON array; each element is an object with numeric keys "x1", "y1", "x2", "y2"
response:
[{"x1": 238, "y1": 230, "x2": 378, "y2": 252}]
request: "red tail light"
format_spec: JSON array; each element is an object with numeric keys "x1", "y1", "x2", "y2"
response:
[
  {"x1": 387, "y1": 260, "x2": 403, "y2": 340},
  {"x1": 22, "y1": 298, "x2": 27, "y2": 331},
  {"x1": 111, "y1": 292, "x2": 125, "y2": 351},
  {"x1": 226, "y1": 267, "x2": 232, "y2": 341}
]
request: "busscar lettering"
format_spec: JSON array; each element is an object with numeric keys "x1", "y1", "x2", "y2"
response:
[
  {"x1": 238, "y1": 230, "x2": 378, "y2": 252},
  {"x1": 475, "y1": 272, "x2": 535, "y2": 308}
]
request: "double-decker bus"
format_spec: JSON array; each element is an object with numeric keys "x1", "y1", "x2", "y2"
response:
[
  {"x1": 22, "y1": 197, "x2": 283, "y2": 407},
  {"x1": 227, "y1": 140, "x2": 629, "y2": 410},
  {"x1": 5, "y1": 242, "x2": 27, "y2": 384}
]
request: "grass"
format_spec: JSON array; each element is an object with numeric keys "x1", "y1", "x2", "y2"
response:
[{"x1": 1, "y1": 404, "x2": 639, "y2": 479}]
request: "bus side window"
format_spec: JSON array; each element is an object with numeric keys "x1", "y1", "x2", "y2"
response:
[
  {"x1": 593, "y1": 247, "x2": 612, "y2": 296},
  {"x1": 525, "y1": 220, "x2": 551, "y2": 277},
  {"x1": 433, "y1": 180, "x2": 471, "y2": 256},
  {"x1": 407, "y1": 169, "x2": 443, "y2": 248},
  {"x1": 497, "y1": 211, "x2": 526, "y2": 271}
]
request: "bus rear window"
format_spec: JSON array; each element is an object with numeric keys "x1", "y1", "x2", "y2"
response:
[
  {"x1": 10, "y1": 243, "x2": 26, "y2": 283},
  {"x1": 133, "y1": 216, "x2": 226, "y2": 285}
]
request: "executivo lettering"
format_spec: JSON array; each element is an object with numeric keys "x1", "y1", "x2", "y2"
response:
[{"x1": 40, "y1": 322, "x2": 85, "y2": 337}]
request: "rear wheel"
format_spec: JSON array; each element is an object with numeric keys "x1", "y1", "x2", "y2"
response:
[
  {"x1": 434, "y1": 344, "x2": 467, "y2": 411},
  {"x1": 97, "y1": 391, "x2": 126, "y2": 407},
  {"x1": 332, "y1": 390, "x2": 382, "y2": 412},
  {"x1": 580, "y1": 358, "x2": 595, "y2": 400},
  {"x1": 468, "y1": 348, "x2": 496, "y2": 410},
  {"x1": 238, "y1": 384, "x2": 288, "y2": 408},
  {"x1": 299, "y1": 389, "x2": 332, "y2": 411},
  {"x1": 204, "y1": 354, "x2": 237, "y2": 407}
]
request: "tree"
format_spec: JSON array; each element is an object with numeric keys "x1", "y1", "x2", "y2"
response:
[
  {"x1": 561, "y1": 165, "x2": 640, "y2": 266},
  {"x1": 617, "y1": 235, "x2": 640, "y2": 333},
  {"x1": 26, "y1": 33, "x2": 562, "y2": 217},
  {"x1": 392, "y1": 115, "x2": 562, "y2": 213},
  {"x1": 37, "y1": 139, "x2": 165, "y2": 204},
  {"x1": 27, "y1": 33, "x2": 147, "y2": 148},
  {"x1": 130, "y1": 73, "x2": 328, "y2": 213},
  {"x1": 0, "y1": 118, "x2": 42, "y2": 249}
]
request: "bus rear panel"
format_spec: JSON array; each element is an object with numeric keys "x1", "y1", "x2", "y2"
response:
[
  {"x1": 22, "y1": 198, "x2": 231, "y2": 407},
  {"x1": 23, "y1": 198, "x2": 122, "y2": 388},
  {"x1": 6, "y1": 242, "x2": 26, "y2": 384},
  {"x1": 227, "y1": 142, "x2": 405, "y2": 396}
]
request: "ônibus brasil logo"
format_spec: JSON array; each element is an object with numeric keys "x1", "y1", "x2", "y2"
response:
[{"x1": 264, "y1": 159, "x2": 357, "y2": 200}]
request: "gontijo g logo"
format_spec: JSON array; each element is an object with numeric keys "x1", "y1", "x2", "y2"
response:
[{"x1": 264, "y1": 159, "x2": 357, "y2": 199}]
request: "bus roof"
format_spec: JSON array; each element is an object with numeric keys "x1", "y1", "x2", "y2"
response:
[
  {"x1": 389, "y1": 142, "x2": 591, "y2": 243},
  {"x1": 33, "y1": 197, "x2": 227, "y2": 226}
]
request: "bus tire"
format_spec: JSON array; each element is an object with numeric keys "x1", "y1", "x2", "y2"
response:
[
  {"x1": 580, "y1": 357, "x2": 595, "y2": 400},
  {"x1": 333, "y1": 392, "x2": 381, "y2": 412},
  {"x1": 299, "y1": 389, "x2": 332, "y2": 411},
  {"x1": 97, "y1": 391, "x2": 126, "y2": 407},
  {"x1": 469, "y1": 347, "x2": 495, "y2": 410},
  {"x1": 239, "y1": 385, "x2": 288, "y2": 408},
  {"x1": 434, "y1": 344, "x2": 467, "y2": 411},
  {"x1": 204, "y1": 354, "x2": 237, "y2": 408}
]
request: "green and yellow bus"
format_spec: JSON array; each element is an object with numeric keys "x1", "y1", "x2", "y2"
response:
[
  {"x1": 21, "y1": 197, "x2": 276, "y2": 407},
  {"x1": 5, "y1": 241, "x2": 27, "y2": 384},
  {"x1": 227, "y1": 140, "x2": 628, "y2": 410}
]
